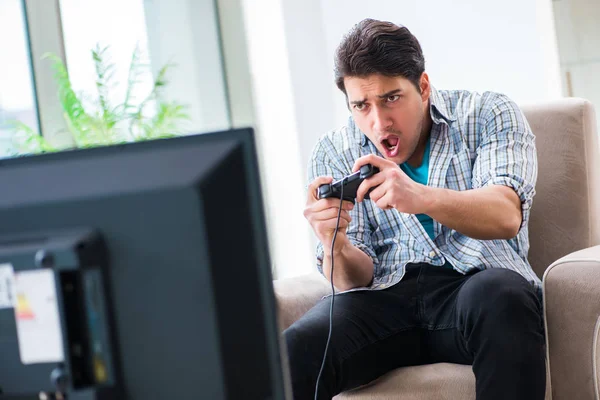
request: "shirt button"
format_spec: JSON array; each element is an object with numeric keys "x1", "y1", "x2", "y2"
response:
[{"x1": 429, "y1": 251, "x2": 436, "y2": 258}]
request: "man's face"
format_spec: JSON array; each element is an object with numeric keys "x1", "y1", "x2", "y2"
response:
[{"x1": 344, "y1": 73, "x2": 431, "y2": 165}]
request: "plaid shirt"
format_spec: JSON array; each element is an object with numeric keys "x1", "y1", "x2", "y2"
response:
[{"x1": 308, "y1": 87, "x2": 542, "y2": 298}]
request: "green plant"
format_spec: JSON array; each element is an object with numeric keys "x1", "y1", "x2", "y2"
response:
[{"x1": 11, "y1": 44, "x2": 189, "y2": 155}]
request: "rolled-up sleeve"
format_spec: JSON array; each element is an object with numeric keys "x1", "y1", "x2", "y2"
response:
[
  {"x1": 471, "y1": 94, "x2": 538, "y2": 230},
  {"x1": 308, "y1": 136, "x2": 378, "y2": 275}
]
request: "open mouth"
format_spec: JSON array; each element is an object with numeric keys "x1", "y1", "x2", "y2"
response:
[{"x1": 381, "y1": 136, "x2": 400, "y2": 157}]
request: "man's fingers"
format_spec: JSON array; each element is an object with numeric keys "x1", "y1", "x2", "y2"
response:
[
  {"x1": 352, "y1": 154, "x2": 390, "y2": 172},
  {"x1": 366, "y1": 182, "x2": 386, "y2": 204},
  {"x1": 312, "y1": 208, "x2": 352, "y2": 223},
  {"x1": 315, "y1": 215, "x2": 351, "y2": 233},
  {"x1": 374, "y1": 191, "x2": 396, "y2": 210},
  {"x1": 341, "y1": 200, "x2": 355, "y2": 210},
  {"x1": 307, "y1": 176, "x2": 334, "y2": 202},
  {"x1": 356, "y1": 173, "x2": 386, "y2": 203},
  {"x1": 304, "y1": 199, "x2": 353, "y2": 222},
  {"x1": 311, "y1": 198, "x2": 354, "y2": 213}
]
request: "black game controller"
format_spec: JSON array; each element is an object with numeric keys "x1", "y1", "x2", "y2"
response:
[{"x1": 318, "y1": 164, "x2": 380, "y2": 203}]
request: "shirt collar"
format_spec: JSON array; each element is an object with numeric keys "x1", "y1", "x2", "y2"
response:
[
  {"x1": 358, "y1": 120, "x2": 369, "y2": 147},
  {"x1": 429, "y1": 85, "x2": 456, "y2": 125},
  {"x1": 358, "y1": 85, "x2": 456, "y2": 147}
]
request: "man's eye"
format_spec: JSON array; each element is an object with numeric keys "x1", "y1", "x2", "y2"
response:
[
  {"x1": 354, "y1": 103, "x2": 366, "y2": 111},
  {"x1": 387, "y1": 95, "x2": 400, "y2": 102}
]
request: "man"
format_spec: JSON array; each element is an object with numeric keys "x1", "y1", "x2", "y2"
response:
[{"x1": 284, "y1": 19, "x2": 545, "y2": 400}]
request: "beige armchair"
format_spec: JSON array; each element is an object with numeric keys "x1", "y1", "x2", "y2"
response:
[{"x1": 274, "y1": 98, "x2": 600, "y2": 399}]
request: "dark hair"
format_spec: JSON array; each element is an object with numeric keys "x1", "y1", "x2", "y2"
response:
[{"x1": 334, "y1": 19, "x2": 425, "y2": 94}]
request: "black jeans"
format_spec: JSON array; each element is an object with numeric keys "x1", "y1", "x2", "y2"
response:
[{"x1": 283, "y1": 264, "x2": 546, "y2": 400}]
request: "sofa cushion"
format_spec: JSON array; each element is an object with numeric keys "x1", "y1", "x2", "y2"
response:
[
  {"x1": 334, "y1": 363, "x2": 475, "y2": 400},
  {"x1": 521, "y1": 98, "x2": 600, "y2": 278},
  {"x1": 335, "y1": 362, "x2": 551, "y2": 400}
]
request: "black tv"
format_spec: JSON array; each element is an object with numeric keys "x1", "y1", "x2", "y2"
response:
[{"x1": 0, "y1": 128, "x2": 291, "y2": 399}]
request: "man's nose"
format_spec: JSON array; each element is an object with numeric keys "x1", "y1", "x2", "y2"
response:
[{"x1": 372, "y1": 107, "x2": 392, "y2": 133}]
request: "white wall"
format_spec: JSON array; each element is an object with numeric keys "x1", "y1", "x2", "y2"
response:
[
  {"x1": 237, "y1": 0, "x2": 563, "y2": 279},
  {"x1": 239, "y1": 0, "x2": 317, "y2": 279},
  {"x1": 144, "y1": 0, "x2": 230, "y2": 134},
  {"x1": 553, "y1": 0, "x2": 600, "y2": 114},
  {"x1": 279, "y1": 0, "x2": 338, "y2": 175},
  {"x1": 319, "y1": 0, "x2": 563, "y2": 126}
]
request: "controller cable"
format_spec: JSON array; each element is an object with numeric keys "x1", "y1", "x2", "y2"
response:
[{"x1": 314, "y1": 178, "x2": 346, "y2": 400}]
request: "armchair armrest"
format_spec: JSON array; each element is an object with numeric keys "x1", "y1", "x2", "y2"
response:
[
  {"x1": 543, "y1": 245, "x2": 600, "y2": 400},
  {"x1": 273, "y1": 273, "x2": 330, "y2": 331}
]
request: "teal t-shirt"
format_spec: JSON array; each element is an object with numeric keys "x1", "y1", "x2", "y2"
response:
[
  {"x1": 400, "y1": 138, "x2": 453, "y2": 269},
  {"x1": 400, "y1": 138, "x2": 435, "y2": 240}
]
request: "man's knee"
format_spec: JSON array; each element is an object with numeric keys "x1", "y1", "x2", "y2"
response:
[
  {"x1": 283, "y1": 320, "x2": 319, "y2": 364},
  {"x1": 283, "y1": 301, "x2": 338, "y2": 377},
  {"x1": 460, "y1": 269, "x2": 538, "y2": 309},
  {"x1": 282, "y1": 304, "x2": 342, "y2": 399},
  {"x1": 457, "y1": 268, "x2": 543, "y2": 335}
]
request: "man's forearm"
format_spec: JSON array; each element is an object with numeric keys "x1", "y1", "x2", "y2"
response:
[
  {"x1": 422, "y1": 185, "x2": 522, "y2": 240},
  {"x1": 322, "y1": 237, "x2": 374, "y2": 291}
]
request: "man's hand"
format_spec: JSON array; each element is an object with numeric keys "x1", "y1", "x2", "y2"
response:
[
  {"x1": 304, "y1": 177, "x2": 355, "y2": 254},
  {"x1": 353, "y1": 154, "x2": 428, "y2": 213},
  {"x1": 353, "y1": 155, "x2": 523, "y2": 240},
  {"x1": 304, "y1": 176, "x2": 375, "y2": 290}
]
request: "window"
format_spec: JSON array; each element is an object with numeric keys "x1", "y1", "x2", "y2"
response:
[
  {"x1": 58, "y1": 0, "x2": 230, "y2": 137},
  {"x1": 59, "y1": 0, "x2": 154, "y2": 114},
  {"x1": 0, "y1": 0, "x2": 232, "y2": 157},
  {"x1": 0, "y1": 0, "x2": 39, "y2": 157}
]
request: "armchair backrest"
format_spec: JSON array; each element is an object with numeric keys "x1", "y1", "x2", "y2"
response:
[{"x1": 521, "y1": 98, "x2": 600, "y2": 278}]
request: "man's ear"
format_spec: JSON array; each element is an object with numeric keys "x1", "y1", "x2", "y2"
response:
[{"x1": 420, "y1": 72, "x2": 431, "y2": 102}]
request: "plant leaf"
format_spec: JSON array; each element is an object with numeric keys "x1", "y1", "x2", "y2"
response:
[
  {"x1": 9, "y1": 120, "x2": 57, "y2": 154},
  {"x1": 42, "y1": 53, "x2": 94, "y2": 143}
]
